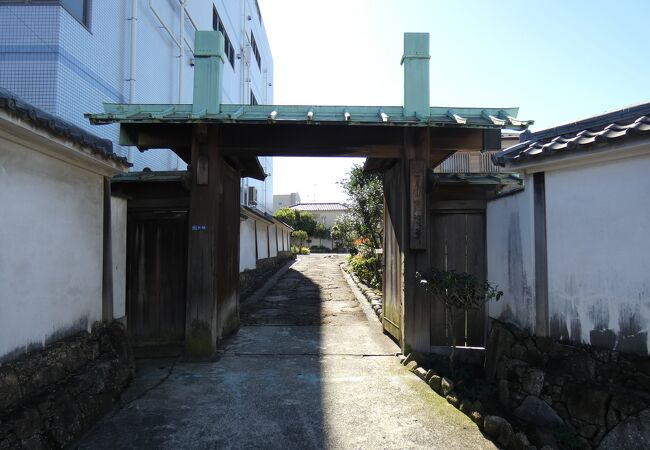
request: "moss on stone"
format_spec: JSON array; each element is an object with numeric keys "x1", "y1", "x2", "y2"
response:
[{"x1": 187, "y1": 321, "x2": 214, "y2": 358}]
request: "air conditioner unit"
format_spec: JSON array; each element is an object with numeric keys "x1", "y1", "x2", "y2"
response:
[{"x1": 248, "y1": 186, "x2": 258, "y2": 206}]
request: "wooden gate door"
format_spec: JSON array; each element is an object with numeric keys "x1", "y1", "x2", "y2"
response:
[
  {"x1": 127, "y1": 211, "x2": 188, "y2": 346},
  {"x1": 383, "y1": 197, "x2": 402, "y2": 341},
  {"x1": 430, "y1": 204, "x2": 486, "y2": 348}
]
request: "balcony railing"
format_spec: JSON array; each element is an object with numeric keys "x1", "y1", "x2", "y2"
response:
[{"x1": 434, "y1": 151, "x2": 503, "y2": 173}]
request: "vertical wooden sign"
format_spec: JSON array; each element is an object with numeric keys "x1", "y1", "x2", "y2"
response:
[{"x1": 409, "y1": 159, "x2": 426, "y2": 249}]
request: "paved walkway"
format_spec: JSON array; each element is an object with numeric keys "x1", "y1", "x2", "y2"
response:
[{"x1": 77, "y1": 254, "x2": 495, "y2": 449}]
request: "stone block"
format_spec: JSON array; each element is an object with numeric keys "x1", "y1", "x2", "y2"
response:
[
  {"x1": 0, "y1": 366, "x2": 22, "y2": 411},
  {"x1": 413, "y1": 367, "x2": 428, "y2": 380},
  {"x1": 405, "y1": 361, "x2": 418, "y2": 372},
  {"x1": 459, "y1": 399, "x2": 472, "y2": 415},
  {"x1": 522, "y1": 368, "x2": 545, "y2": 396},
  {"x1": 471, "y1": 410, "x2": 484, "y2": 427},
  {"x1": 484, "y1": 415, "x2": 513, "y2": 447},
  {"x1": 610, "y1": 394, "x2": 646, "y2": 417},
  {"x1": 424, "y1": 369, "x2": 436, "y2": 382},
  {"x1": 509, "y1": 432, "x2": 531, "y2": 450},
  {"x1": 597, "y1": 362, "x2": 621, "y2": 383},
  {"x1": 429, "y1": 375, "x2": 442, "y2": 393},
  {"x1": 564, "y1": 383, "x2": 610, "y2": 426},
  {"x1": 485, "y1": 322, "x2": 515, "y2": 379},
  {"x1": 12, "y1": 407, "x2": 42, "y2": 440},
  {"x1": 598, "y1": 408, "x2": 650, "y2": 450},
  {"x1": 513, "y1": 395, "x2": 566, "y2": 429},
  {"x1": 446, "y1": 393, "x2": 460, "y2": 408},
  {"x1": 512, "y1": 344, "x2": 527, "y2": 360},
  {"x1": 441, "y1": 377, "x2": 454, "y2": 396},
  {"x1": 534, "y1": 336, "x2": 555, "y2": 353},
  {"x1": 525, "y1": 348, "x2": 545, "y2": 368},
  {"x1": 498, "y1": 380, "x2": 510, "y2": 407}
]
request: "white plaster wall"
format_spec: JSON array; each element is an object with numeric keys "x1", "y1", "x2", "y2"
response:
[
  {"x1": 269, "y1": 224, "x2": 278, "y2": 258},
  {"x1": 486, "y1": 177, "x2": 536, "y2": 332},
  {"x1": 111, "y1": 196, "x2": 127, "y2": 320},
  {"x1": 240, "y1": 218, "x2": 257, "y2": 271},
  {"x1": 256, "y1": 221, "x2": 269, "y2": 259},
  {"x1": 545, "y1": 151, "x2": 650, "y2": 354},
  {"x1": 0, "y1": 137, "x2": 104, "y2": 360}
]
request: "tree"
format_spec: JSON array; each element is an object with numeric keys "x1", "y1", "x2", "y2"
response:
[
  {"x1": 416, "y1": 269, "x2": 502, "y2": 373},
  {"x1": 331, "y1": 213, "x2": 357, "y2": 251},
  {"x1": 273, "y1": 208, "x2": 317, "y2": 237},
  {"x1": 273, "y1": 208, "x2": 298, "y2": 228},
  {"x1": 313, "y1": 223, "x2": 330, "y2": 240},
  {"x1": 339, "y1": 165, "x2": 383, "y2": 251},
  {"x1": 291, "y1": 230, "x2": 308, "y2": 248},
  {"x1": 339, "y1": 165, "x2": 384, "y2": 287}
]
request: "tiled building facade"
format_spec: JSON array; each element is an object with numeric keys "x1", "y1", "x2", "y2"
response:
[{"x1": 0, "y1": 0, "x2": 274, "y2": 212}]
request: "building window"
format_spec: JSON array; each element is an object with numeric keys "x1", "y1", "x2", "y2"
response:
[
  {"x1": 250, "y1": 32, "x2": 261, "y2": 69},
  {"x1": 250, "y1": 90, "x2": 257, "y2": 105},
  {"x1": 60, "y1": 0, "x2": 89, "y2": 26},
  {"x1": 3, "y1": 0, "x2": 91, "y2": 28},
  {"x1": 212, "y1": 7, "x2": 235, "y2": 68}
]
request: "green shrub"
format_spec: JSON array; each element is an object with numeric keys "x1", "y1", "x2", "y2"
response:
[
  {"x1": 348, "y1": 253, "x2": 380, "y2": 288},
  {"x1": 291, "y1": 245, "x2": 311, "y2": 255}
]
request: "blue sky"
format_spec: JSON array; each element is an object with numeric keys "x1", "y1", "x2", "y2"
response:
[{"x1": 259, "y1": 0, "x2": 650, "y2": 203}]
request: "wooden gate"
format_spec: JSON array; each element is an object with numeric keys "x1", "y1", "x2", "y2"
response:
[
  {"x1": 383, "y1": 197, "x2": 402, "y2": 341},
  {"x1": 430, "y1": 202, "x2": 486, "y2": 348},
  {"x1": 127, "y1": 211, "x2": 188, "y2": 346}
]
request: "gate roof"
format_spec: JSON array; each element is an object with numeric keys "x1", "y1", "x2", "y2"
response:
[{"x1": 85, "y1": 32, "x2": 532, "y2": 180}]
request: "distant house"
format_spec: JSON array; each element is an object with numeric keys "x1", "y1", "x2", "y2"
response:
[
  {"x1": 289, "y1": 202, "x2": 348, "y2": 250},
  {"x1": 289, "y1": 202, "x2": 348, "y2": 228},
  {"x1": 488, "y1": 102, "x2": 650, "y2": 356}
]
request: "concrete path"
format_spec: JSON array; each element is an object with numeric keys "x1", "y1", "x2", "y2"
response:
[{"x1": 77, "y1": 254, "x2": 495, "y2": 449}]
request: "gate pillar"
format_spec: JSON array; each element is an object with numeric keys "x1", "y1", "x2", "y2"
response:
[{"x1": 185, "y1": 31, "x2": 241, "y2": 359}]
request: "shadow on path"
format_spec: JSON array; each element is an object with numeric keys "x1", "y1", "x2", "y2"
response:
[{"x1": 76, "y1": 254, "x2": 495, "y2": 449}]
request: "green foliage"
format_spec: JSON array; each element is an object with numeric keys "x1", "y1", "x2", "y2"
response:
[
  {"x1": 338, "y1": 165, "x2": 384, "y2": 288},
  {"x1": 291, "y1": 245, "x2": 310, "y2": 255},
  {"x1": 415, "y1": 269, "x2": 503, "y2": 311},
  {"x1": 416, "y1": 269, "x2": 502, "y2": 373},
  {"x1": 291, "y1": 230, "x2": 308, "y2": 248},
  {"x1": 339, "y1": 165, "x2": 384, "y2": 251},
  {"x1": 348, "y1": 252, "x2": 381, "y2": 288},
  {"x1": 273, "y1": 208, "x2": 298, "y2": 227},
  {"x1": 331, "y1": 213, "x2": 357, "y2": 252},
  {"x1": 313, "y1": 222, "x2": 331, "y2": 239},
  {"x1": 274, "y1": 208, "x2": 318, "y2": 237}
]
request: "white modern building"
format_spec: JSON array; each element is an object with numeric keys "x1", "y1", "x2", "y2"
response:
[
  {"x1": 273, "y1": 192, "x2": 301, "y2": 212},
  {"x1": 0, "y1": 0, "x2": 274, "y2": 213}
]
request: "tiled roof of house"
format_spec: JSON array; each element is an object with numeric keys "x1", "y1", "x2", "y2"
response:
[
  {"x1": 0, "y1": 88, "x2": 130, "y2": 167},
  {"x1": 289, "y1": 203, "x2": 348, "y2": 212},
  {"x1": 493, "y1": 102, "x2": 650, "y2": 167}
]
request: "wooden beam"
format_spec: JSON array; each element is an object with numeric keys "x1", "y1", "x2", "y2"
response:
[
  {"x1": 400, "y1": 127, "x2": 432, "y2": 354},
  {"x1": 102, "y1": 177, "x2": 113, "y2": 322},
  {"x1": 534, "y1": 172, "x2": 549, "y2": 336},
  {"x1": 186, "y1": 124, "x2": 234, "y2": 359}
]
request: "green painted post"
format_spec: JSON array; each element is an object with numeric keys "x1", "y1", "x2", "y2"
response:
[
  {"x1": 193, "y1": 31, "x2": 225, "y2": 115},
  {"x1": 402, "y1": 33, "x2": 430, "y2": 119}
]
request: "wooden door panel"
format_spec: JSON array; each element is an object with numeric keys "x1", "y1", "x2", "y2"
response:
[
  {"x1": 127, "y1": 212, "x2": 188, "y2": 345},
  {"x1": 429, "y1": 211, "x2": 486, "y2": 348}
]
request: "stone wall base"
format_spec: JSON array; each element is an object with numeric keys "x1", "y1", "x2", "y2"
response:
[
  {"x1": 240, "y1": 252, "x2": 294, "y2": 298},
  {"x1": 0, "y1": 322, "x2": 135, "y2": 449},
  {"x1": 485, "y1": 319, "x2": 650, "y2": 448}
]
